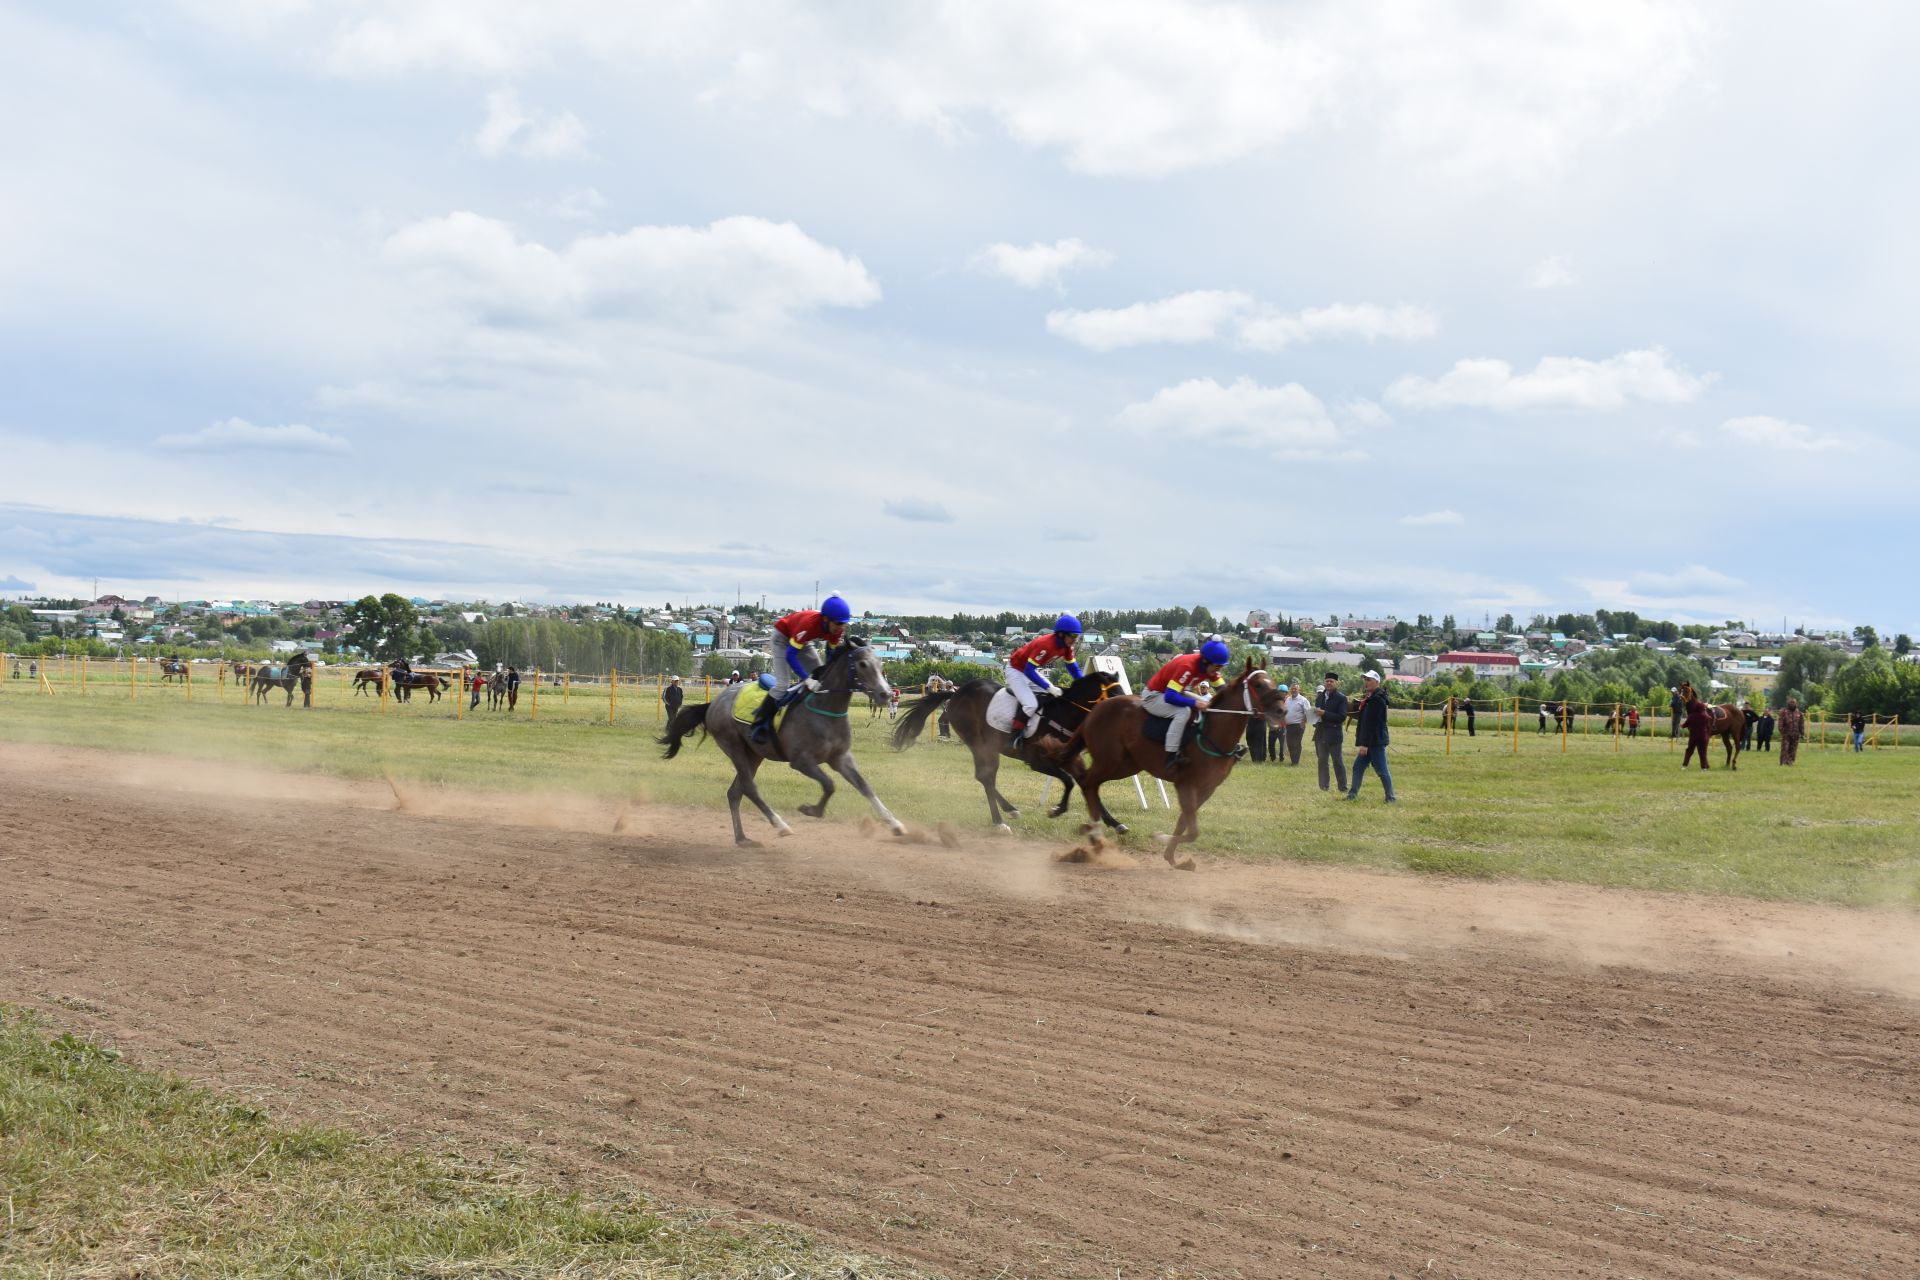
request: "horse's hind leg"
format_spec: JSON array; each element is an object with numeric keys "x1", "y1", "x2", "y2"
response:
[
  {"x1": 830, "y1": 751, "x2": 905, "y2": 835},
  {"x1": 972, "y1": 745, "x2": 1010, "y2": 831}
]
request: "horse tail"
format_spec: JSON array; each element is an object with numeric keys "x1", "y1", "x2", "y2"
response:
[
  {"x1": 658, "y1": 703, "x2": 710, "y2": 759},
  {"x1": 890, "y1": 690, "x2": 953, "y2": 751}
]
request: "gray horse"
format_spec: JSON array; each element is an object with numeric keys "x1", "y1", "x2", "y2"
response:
[{"x1": 658, "y1": 638, "x2": 906, "y2": 846}]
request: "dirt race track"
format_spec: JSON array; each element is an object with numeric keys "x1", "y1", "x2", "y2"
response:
[{"x1": 5, "y1": 743, "x2": 1918, "y2": 1279}]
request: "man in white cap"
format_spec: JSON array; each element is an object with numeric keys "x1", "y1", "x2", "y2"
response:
[{"x1": 1344, "y1": 670, "x2": 1396, "y2": 802}]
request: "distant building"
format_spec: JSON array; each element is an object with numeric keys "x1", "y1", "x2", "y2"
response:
[{"x1": 1433, "y1": 650, "x2": 1521, "y2": 678}]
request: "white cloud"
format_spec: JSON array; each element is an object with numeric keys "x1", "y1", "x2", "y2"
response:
[
  {"x1": 536, "y1": 187, "x2": 607, "y2": 221},
  {"x1": 1386, "y1": 347, "x2": 1713, "y2": 411},
  {"x1": 1238, "y1": 302, "x2": 1438, "y2": 352},
  {"x1": 1720, "y1": 415, "x2": 1848, "y2": 453},
  {"x1": 1398, "y1": 510, "x2": 1464, "y2": 527},
  {"x1": 474, "y1": 87, "x2": 588, "y2": 159},
  {"x1": 1527, "y1": 255, "x2": 1576, "y2": 289},
  {"x1": 154, "y1": 418, "x2": 350, "y2": 454},
  {"x1": 1048, "y1": 293, "x2": 1434, "y2": 353},
  {"x1": 381, "y1": 212, "x2": 880, "y2": 327},
  {"x1": 1115, "y1": 377, "x2": 1361, "y2": 462},
  {"x1": 1571, "y1": 564, "x2": 1748, "y2": 609},
  {"x1": 883, "y1": 497, "x2": 954, "y2": 523},
  {"x1": 968, "y1": 238, "x2": 1113, "y2": 290},
  {"x1": 1046, "y1": 290, "x2": 1248, "y2": 351},
  {"x1": 229, "y1": 2, "x2": 1701, "y2": 179}
]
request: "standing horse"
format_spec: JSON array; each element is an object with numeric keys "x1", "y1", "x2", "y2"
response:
[
  {"x1": 352, "y1": 668, "x2": 385, "y2": 696},
  {"x1": 392, "y1": 672, "x2": 444, "y2": 703},
  {"x1": 1677, "y1": 681, "x2": 1743, "y2": 768},
  {"x1": 250, "y1": 652, "x2": 314, "y2": 707},
  {"x1": 658, "y1": 638, "x2": 905, "y2": 846},
  {"x1": 890, "y1": 671, "x2": 1121, "y2": 834},
  {"x1": 1064, "y1": 661, "x2": 1285, "y2": 869}
]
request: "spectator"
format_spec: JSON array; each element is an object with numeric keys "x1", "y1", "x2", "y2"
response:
[
  {"x1": 1850, "y1": 710, "x2": 1867, "y2": 752},
  {"x1": 1682, "y1": 694, "x2": 1713, "y2": 770},
  {"x1": 1282, "y1": 683, "x2": 1310, "y2": 765},
  {"x1": 1344, "y1": 671, "x2": 1395, "y2": 802},
  {"x1": 1777, "y1": 698, "x2": 1806, "y2": 765},
  {"x1": 29, "y1": 659, "x2": 37, "y2": 679},
  {"x1": 1755, "y1": 708, "x2": 1774, "y2": 751},
  {"x1": 1669, "y1": 686, "x2": 1684, "y2": 738},
  {"x1": 1537, "y1": 702, "x2": 1550, "y2": 734},
  {"x1": 506, "y1": 664, "x2": 521, "y2": 710},
  {"x1": 1627, "y1": 705, "x2": 1640, "y2": 738},
  {"x1": 1313, "y1": 672, "x2": 1348, "y2": 793},
  {"x1": 663, "y1": 675, "x2": 684, "y2": 720},
  {"x1": 469, "y1": 668, "x2": 486, "y2": 711},
  {"x1": 1463, "y1": 698, "x2": 1476, "y2": 737},
  {"x1": 1740, "y1": 704, "x2": 1758, "y2": 751},
  {"x1": 1247, "y1": 693, "x2": 1269, "y2": 763}
]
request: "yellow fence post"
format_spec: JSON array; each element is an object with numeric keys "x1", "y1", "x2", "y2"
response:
[
  {"x1": 456, "y1": 666, "x2": 465, "y2": 720},
  {"x1": 1444, "y1": 698, "x2": 1453, "y2": 756},
  {"x1": 1419, "y1": 700, "x2": 1425, "y2": 731},
  {"x1": 609, "y1": 667, "x2": 617, "y2": 726},
  {"x1": 80, "y1": 656, "x2": 88, "y2": 696},
  {"x1": 129, "y1": 655, "x2": 137, "y2": 701},
  {"x1": 1613, "y1": 702, "x2": 1621, "y2": 753},
  {"x1": 1512, "y1": 697, "x2": 1520, "y2": 754}
]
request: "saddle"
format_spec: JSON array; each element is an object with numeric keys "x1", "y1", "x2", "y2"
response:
[{"x1": 1140, "y1": 710, "x2": 1201, "y2": 749}]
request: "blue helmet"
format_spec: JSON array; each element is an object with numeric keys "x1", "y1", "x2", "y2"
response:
[
  {"x1": 820, "y1": 594, "x2": 852, "y2": 623},
  {"x1": 1200, "y1": 639, "x2": 1232, "y2": 665},
  {"x1": 757, "y1": 672, "x2": 777, "y2": 690},
  {"x1": 1053, "y1": 613, "x2": 1082, "y2": 636}
]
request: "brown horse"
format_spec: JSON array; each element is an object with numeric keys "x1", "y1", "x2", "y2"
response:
[
  {"x1": 392, "y1": 672, "x2": 444, "y2": 703},
  {"x1": 890, "y1": 671, "x2": 1121, "y2": 833},
  {"x1": 352, "y1": 668, "x2": 385, "y2": 696},
  {"x1": 158, "y1": 658, "x2": 189, "y2": 683},
  {"x1": 1677, "y1": 681, "x2": 1743, "y2": 768},
  {"x1": 1064, "y1": 660, "x2": 1285, "y2": 869}
]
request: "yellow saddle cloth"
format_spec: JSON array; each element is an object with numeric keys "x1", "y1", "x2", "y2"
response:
[{"x1": 733, "y1": 683, "x2": 772, "y2": 725}]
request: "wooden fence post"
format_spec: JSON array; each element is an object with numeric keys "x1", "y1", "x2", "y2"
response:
[
  {"x1": 609, "y1": 667, "x2": 617, "y2": 726},
  {"x1": 530, "y1": 668, "x2": 539, "y2": 721},
  {"x1": 1512, "y1": 697, "x2": 1519, "y2": 754}
]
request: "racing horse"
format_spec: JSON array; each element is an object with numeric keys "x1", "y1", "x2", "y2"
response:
[
  {"x1": 658, "y1": 637, "x2": 905, "y2": 846},
  {"x1": 250, "y1": 652, "x2": 314, "y2": 707},
  {"x1": 158, "y1": 658, "x2": 190, "y2": 684},
  {"x1": 890, "y1": 670, "x2": 1122, "y2": 834},
  {"x1": 1677, "y1": 680, "x2": 1743, "y2": 768},
  {"x1": 1064, "y1": 659, "x2": 1285, "y2": 869}
]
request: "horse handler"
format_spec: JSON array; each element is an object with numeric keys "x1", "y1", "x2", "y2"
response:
[{"x1": 1682, "y1": 695, "x2": 1713, "y2": 769}]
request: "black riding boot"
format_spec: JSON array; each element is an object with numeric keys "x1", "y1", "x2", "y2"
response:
[{"x1": 749, "y1": 693, "x2": 781, "y2": 743}]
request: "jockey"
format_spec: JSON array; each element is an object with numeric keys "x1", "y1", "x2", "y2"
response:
[
  {"x1": 1144, "y1": 638, "x2": 1232, "y2": 770},
  {"x1": 1004, "y1": 614, "x2": 1084, "y2": 740},
  {"x1": 750, "y1": 594, "x2": 853, "y2": 742}
]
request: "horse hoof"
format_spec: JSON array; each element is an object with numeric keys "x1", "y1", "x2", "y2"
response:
[
  {"x1": 800, "y1": 804, "x2": 823, "y2": 819},
  {"x1": 1079, "y1": 821, "x2": 1096, "y2": 836},
  {"x1": 775, "y1": 825, "x2": 793, "y2": 838},
  {"x1": 1003, "y1": 808, "x2": 1021, "y2": 821},
  {"x1": 889, "y1": 822, "x2": 907, "y2": 837},
  {"x1": 1175, "y1": 857, "x2": 1197, "y2": 872},
  {"x1": 737, "y1": 837, "x2": 762, "y2": 848},
  {"x1": 1048, "y1": 805, "x2": 1068, "y2": 819},
  {"x1": 993, "y1": 823, "x2": 1012, "y2": 836}
]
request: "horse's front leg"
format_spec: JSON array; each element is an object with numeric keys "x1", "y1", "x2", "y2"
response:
[
  {"x1": 1160, "y1": 783, "x2": 1200, "y2": 870},
  {"x1": 789, "y1": 755, "x2": 837, "y2": 820},
  {"x1": 831, "y1": 751, "x2": 904, "y2": 835}
]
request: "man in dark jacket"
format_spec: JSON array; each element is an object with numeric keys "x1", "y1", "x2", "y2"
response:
[
  {"x1": 1740, "y1": 705, "x2": 1758, "y2": 750},
  {"x1": 663, "y1": 676, "x2": 685, "y2": 720},
  {"x1": 1755, "y1": 709, "x2": 1775, "y2": 751},
  {"x1": 1344, "y1": 671, "x2": 1395, "y2": 802},
  {"x1": 1313, "y1": 672, "x2": 1348, "y2": 792}
]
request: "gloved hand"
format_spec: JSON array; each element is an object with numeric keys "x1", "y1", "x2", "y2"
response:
[{"x1": 800, "y1": 677, "x2": 823, "y2": 693}]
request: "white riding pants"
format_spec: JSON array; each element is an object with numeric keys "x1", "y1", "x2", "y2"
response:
[{"x1": 1141, "y1": 690, "x2": 1193, "y2": 747}]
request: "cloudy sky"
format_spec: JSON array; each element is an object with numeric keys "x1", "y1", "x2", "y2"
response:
[{"x1": 2, "y1": 2, "x2": 1914, "y2": 630}]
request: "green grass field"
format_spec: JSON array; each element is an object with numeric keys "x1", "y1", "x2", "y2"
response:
[
  {"x1": 0, "y1": 1006, "x2": 931, "y2": 1279},
  {"x1": 4, "y1": 666, "x2": 1917, "y2": 906}
]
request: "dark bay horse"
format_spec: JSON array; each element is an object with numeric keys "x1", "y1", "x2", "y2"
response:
[
  {"x1": 1064, "y1": 660, "x2": 1284, "y2": 869},
  {"x1": 1677, "y1": 681, "x2": 1743, "y2": 768},
  {"x1": 392, "y1": 672, "x2": 444, "y2": 703},
  {"x1": 659, "y1": 638, "x2": 904, "y2": 846},
  {"x1": 890, "y1": 671, "x2": 1121, "y2": 833},
  {"x1": 158, "y1": 658, "x2": 189, "y2": 683},
  {"x1": 250, "y1": 652, "x2": 314, "y2": 707}
]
